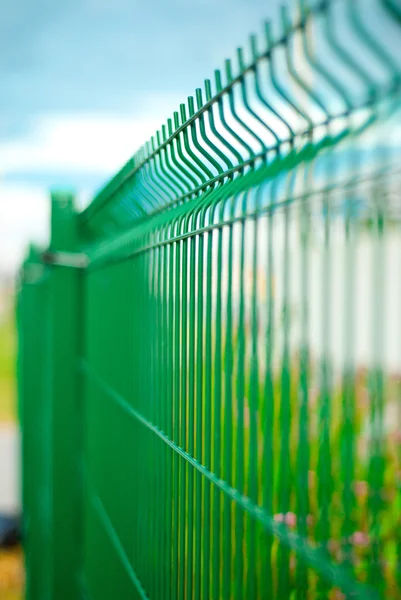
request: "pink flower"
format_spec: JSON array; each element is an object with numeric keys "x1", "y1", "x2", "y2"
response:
[
  {"x1": 354, "y1": 480, "x2": 368, "y2": 497},
  {"x1": 273, "y1": 512, "x2": 310, "y2": 529},
  {"x1": 328, "y1": 539, "x2": 340, "y2": 553},
  {"x1": 273, "y1": 512, "x2": 296, "y2": 527},
  {"x1": 285, "y1": 512, "x2": 297, "y2": 527},
  {"x1": 332, "y1": 590, "x2": 346, "y2": 600},
  {"x1": 351, "y1": 531, "x2": 369, "y2": 548},
  {"x1": 274, "y1": 513, "x2": 285, "y2": 523},
  {"x1": 390, "y1": 430, "x2": 401, "y2": 444}
]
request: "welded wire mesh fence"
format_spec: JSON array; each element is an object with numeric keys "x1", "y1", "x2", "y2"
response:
[{"x1": 18, "y1": 0, "x2": 401, "y2": 598}]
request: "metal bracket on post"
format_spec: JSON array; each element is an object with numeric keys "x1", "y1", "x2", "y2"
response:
[{"x1": 41, "y1": 251, "x2": 89, "y2": 269}]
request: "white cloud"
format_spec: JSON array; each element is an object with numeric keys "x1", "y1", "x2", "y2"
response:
[
  {"x1": 1, "y1": 103, "x2": 400, "y2": 276},
  {"x1": 0, "y1": 111, "x2": 164, "y2": 274},
  {"x1": 0, "y1": 113, "x2": 162, "y2": 176}
]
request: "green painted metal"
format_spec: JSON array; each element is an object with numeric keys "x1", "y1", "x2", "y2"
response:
[
  {"x1": 18, "y1": 1, "x2": 401, "y2": 598},
  {"x1": 17, "y1": 246, "x2": 51, "y2": 600}
]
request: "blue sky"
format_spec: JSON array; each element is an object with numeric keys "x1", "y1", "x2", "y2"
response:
[{"x1": 0, "y1": 0, "x2": 282, "y2": 273}]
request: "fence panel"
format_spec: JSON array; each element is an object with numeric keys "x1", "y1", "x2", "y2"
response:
[{"x1": 18, "y1": 1, "x2": 401, "y2": 598}]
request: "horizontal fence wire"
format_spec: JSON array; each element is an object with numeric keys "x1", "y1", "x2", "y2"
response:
[{"x1": 18, "y1": 0, "x2": 401, "y2": 599}]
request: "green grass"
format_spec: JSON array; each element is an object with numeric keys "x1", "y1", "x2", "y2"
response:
[
  {"x1": 0, "y1": 309, "x2": 17, "y2": 423},
  {"x1": 0, "y1": 307, "x2": 22, "y2": 600}
]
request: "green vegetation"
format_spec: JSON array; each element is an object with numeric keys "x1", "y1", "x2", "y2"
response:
[{"x1": 0, "y1": 309, "x2": 16, "y2": 423}]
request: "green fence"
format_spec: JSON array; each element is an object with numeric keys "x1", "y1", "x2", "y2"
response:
[{"x1": 17, "y1": 1, "x2": 401, "y2": 598}]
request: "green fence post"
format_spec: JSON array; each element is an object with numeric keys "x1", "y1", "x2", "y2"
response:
[
  {"x1": 48, "y1": 191, "x2": 83, "y2": 600},
  {"x1": 17, "y1": 245, "x2": 52, "y2": 600}
]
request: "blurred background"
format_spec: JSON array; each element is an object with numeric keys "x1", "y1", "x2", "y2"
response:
[{"x1": 0, "y1": 1, "x2": 281, "y2": 597}]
